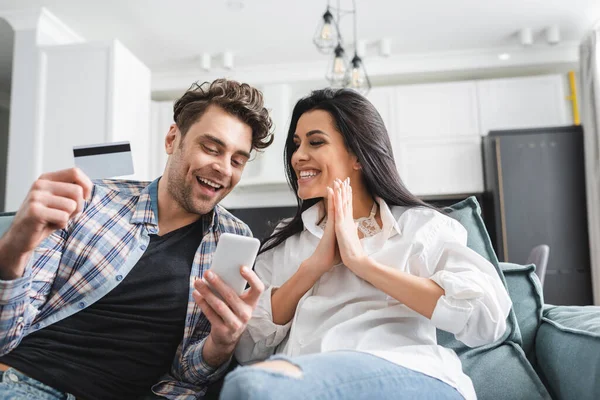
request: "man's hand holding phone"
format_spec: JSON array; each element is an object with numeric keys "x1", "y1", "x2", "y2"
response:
[{"x1": 192, "y1": 234, "x2": 265, "y2": 368}]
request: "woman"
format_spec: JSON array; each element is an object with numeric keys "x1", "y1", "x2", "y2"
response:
[{"x1": 220, "y1": 88, "x2": 511, "y2": 400}]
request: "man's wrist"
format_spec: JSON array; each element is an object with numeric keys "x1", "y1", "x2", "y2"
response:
[
  {"x1": 0, "y1": 233, "x2": 30, "y2": 281},
  {"x1": 202, "y1": 334, "x2": 235, "y2": 369}
]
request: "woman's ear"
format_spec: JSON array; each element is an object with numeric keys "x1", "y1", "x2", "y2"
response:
[{"x1": 352, "y1": 156, "x2": 362, "y2": 171}]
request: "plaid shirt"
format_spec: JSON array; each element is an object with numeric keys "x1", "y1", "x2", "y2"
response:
[{"x1": 0, "y1": 178, "x2": 252, "y2": 399}]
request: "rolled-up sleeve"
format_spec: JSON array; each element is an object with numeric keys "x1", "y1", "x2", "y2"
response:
[
  {"x1": 420, "y1": 216, "x2": 512, "y2": 348},
  {"x1": 235, "y1": 248, "x2": 292, "y2": 364}
]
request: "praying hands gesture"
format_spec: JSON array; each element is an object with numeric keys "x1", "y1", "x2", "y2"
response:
[{"x1": 328, "y1": 178, "x2": 370, "y2": 277}]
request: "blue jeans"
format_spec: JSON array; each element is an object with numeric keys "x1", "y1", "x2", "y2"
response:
[
  {"x1": 221, "y1": 351, "x2": 465, "y2": 400},
  {"x1": 0, "y1": 368, "x2": 75, "y2": 400}
]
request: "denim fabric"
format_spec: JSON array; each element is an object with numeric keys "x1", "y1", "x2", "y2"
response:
[
  {"x1": 0, "y1": 368, "x2": 75, "y2": 400},
  {"x1": 220, "y1": 351, "x2": 464, "y2": 400}
]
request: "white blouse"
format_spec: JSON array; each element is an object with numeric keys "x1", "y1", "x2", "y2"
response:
[{"x1": 235, "y1": 198, "x2": 512, "y2": 400}]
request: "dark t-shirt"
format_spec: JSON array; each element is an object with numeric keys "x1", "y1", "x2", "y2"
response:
[{"x1": 0, "y1": 217, "x2": 207, "y2": 400}]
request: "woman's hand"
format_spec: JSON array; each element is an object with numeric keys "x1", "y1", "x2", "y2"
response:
[
  {"x1": 333, "y1": 178, "x2": 368, "y2": 276},
  {"x1": 302, "y1": 185, "x2": 341, "y2": 278}
]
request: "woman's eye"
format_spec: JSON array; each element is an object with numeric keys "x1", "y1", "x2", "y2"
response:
[
  {"x1": 310, "y1": 141, "x2": 325, "y2": 146},
  {"x1": 232, "y1": 159, "x2": 246, "y2": 168}
]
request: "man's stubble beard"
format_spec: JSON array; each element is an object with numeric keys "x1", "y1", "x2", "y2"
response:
[{"x1": 166, "y1": 162, "x2": 219, "y2": 217}]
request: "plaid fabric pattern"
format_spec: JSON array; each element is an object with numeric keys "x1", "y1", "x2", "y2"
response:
[{"x1": 0, "y1": 179, "x2": 252, "y2": 399}]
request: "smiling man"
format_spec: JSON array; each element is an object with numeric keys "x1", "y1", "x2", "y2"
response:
[{"x1": 0, "y1": 79, "x2": 273, "y2": 400}]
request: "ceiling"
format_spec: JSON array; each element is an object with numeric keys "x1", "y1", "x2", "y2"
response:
[{"x1": 0, "y1": 0, "x2": 599, "y2": 93}]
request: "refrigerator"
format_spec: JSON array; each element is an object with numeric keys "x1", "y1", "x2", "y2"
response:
[{"x1": 482, "y1": 125, "x2": 593, "y2": 305}]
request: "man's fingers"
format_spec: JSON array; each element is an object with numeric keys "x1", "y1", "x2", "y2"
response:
[
  {"x1": 193, "y1": 290, "x2": 225, "y2": 327},
  {"x1": 30, "y1": 180, "x2": 87, "y2": 218},
  {"x1": 29, "y1": 202, "x2": 70, "y2": 229},
  {"x1": 43, "y1": 193, "x2": 80, "y2": 217},
  {"x1": 39, "y1": 168, "x2": 93, "y2": 200},
  {"x1": 241, "y1": 267, "x2": 265, "y2": 306},
  {"x1": 203, "y1": 270, "x2": 251, "y2": 321},
  {"x1": 194, "y1": 279, "x2": 241, "y2": 331}
]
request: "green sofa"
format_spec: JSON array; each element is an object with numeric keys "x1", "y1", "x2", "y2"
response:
[{"x1": 1, "y1": 197, "x2": 599, "y2": 400}]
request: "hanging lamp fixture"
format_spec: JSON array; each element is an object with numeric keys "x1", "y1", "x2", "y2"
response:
[{"x1": 313, "y1": 0, "x2": 371, "y2": 94}]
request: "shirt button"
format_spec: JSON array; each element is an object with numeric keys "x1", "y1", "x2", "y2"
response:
[
  {"x1": 298, "y1": 338, "x2": 305, "y2": 346},
  {"x1": 140, "y1": 244, "x2": 147, "y2": 251},
  {"x1": 22, "y1": 284, "x2": 29, "y2": 289},
  {"x1": 17, "y1": 317, "x2": 23, "y2": 323},
  {"x1": 7, "y1": 372, "x2": 19, "y2": 382},
  {"x1": 116, "y1": 275, "x2": 123, "y2": 281},
  {"x1": 34, "y1": 323, "x2": 40, "y2": 329},
  {"x1": 78, "y1": 302, "x2": 86, "y2": 309}
]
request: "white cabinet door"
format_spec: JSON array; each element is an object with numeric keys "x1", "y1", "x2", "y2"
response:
[
  {"x1": 477, "y1": 74, "x2": 571, "y2": 136},
  {"x1": 389, "y1": 81, "x2": 482, "y2": 196},
  {"x1": 367, "y1": 87, "x2": 395, "y2": 135},
  {"x1": 40, "y1": 40, "x2": 151, "y2": 180},
  {"x1": 237, "y1": 83, "x2": 292, "y2": 187},
  {"x1": 394, "y1": 81, "x2": 480, "y2": 138},
  {"x1": 396, "y1": 137, "x2": 484, "y2": 196}
]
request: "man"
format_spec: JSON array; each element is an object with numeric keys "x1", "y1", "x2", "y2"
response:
[{"x1": 0, "y1": 79, "x2": 273, "y2": 399}]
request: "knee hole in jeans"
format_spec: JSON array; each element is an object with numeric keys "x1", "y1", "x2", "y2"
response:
[{"x1": 251, "y1": 360, "x2": 304, "y2": 379}]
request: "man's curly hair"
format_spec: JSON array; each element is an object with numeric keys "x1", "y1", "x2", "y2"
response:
[{"x1": 173, "y1": 79, "x2": 274, "y2": 151}]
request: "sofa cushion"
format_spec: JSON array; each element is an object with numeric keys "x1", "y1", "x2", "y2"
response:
[
  {"x1": 500, "y1": 262, "x2": 544, "y2": 366},
  {"x1": 448, "y1": 341, "x2": 552, "y2": 400},
  {"x1": 438, "y1": 197, "x2": 553, "y2": 399},
  {"x1": 536, "y1": 305, "x2": 600, "y2": 400}
]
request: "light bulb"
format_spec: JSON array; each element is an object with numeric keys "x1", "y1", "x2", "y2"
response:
[
  {"x1": 334, "y1": 56, "x2": 346, "y2": 77},
  {"x1": 321, "y1": 23, "x2": 332, "y2": 40},
  {"x1": 351, "y1": 68, "x2": 363, "y2": 88}
]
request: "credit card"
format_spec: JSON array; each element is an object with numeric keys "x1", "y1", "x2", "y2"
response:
[{"x1": 73, "y1": 141, "x2": 134, "y2": 179}]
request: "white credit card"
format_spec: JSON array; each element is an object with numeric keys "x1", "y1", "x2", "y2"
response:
[{"x1": 73, "y1": 141, "x2": 134, "y2": 180}]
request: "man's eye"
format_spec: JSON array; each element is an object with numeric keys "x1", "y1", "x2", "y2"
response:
[{"x1": 203, "y1": 145, "x2": 218, "y2": 154}]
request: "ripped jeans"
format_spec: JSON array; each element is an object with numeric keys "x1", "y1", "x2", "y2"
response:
[{"x1": 220, "y1": 351, "x2": 464, "y2": 400}]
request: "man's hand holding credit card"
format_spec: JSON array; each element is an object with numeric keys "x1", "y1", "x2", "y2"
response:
[{"x1": 73, "y1": 141, "x2": 134, "y2": 179}]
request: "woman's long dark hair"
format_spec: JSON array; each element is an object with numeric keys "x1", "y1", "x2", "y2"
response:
[{"x1": 260, "y1": 88, "x2": 435, "y2": 254}]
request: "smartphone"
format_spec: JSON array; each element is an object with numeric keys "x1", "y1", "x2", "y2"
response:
[{"x1": 205, "y1": 233, "x2": 261, "y2": 298}]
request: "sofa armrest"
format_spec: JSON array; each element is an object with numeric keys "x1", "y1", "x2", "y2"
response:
[{"x1": 535, "y1": 305, "x2": 600, "y2": 400}]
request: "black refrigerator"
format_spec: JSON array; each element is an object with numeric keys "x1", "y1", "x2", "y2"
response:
[{"x1": 482, "y1": 125, "x2": 593, "y2": 305}]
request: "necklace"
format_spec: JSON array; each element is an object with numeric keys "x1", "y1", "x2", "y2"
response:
[{"x1": 318, "y1": 201, "x2": 382, "y2": 237}]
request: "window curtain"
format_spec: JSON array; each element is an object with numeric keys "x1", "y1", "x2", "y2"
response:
[{"x1": 580, "y1": 29, "x2": 600, "y2": 305}]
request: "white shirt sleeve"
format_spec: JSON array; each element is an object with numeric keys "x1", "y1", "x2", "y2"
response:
[
  {"x1": 411, "y1": 211, "x2": 512, "y2": 348},
  {"x1": 235, "y1": 243, "x2": 293, "y2": 364}
]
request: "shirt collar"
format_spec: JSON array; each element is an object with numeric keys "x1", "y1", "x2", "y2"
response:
[
  {"x1": 130, "y1": 178, "x2": 159, "y2": 231},
  {"x1": 130, "y1": 177, "x2": 219, "y2": 235},
  {"x1": 301, "y1": 197, "x2": 402, "y2": 240}
]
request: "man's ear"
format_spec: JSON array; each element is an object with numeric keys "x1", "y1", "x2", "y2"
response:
[{"x1": 165, "y1": 124, "x2": 179, "y2": 155}]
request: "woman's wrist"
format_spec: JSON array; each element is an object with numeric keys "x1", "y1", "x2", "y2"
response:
[{"x1": 345, "y1": 255, "x2": 374, "y2": 279}]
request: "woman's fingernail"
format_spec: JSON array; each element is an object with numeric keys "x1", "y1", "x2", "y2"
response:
[
  {"x1": 241, "y1": 266, "x2": 250, "y2": 274},
  {"x1": 205, "y1": 271, "x2": 214, "y2": 280}
]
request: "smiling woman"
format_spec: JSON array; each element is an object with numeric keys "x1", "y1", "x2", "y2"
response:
[{"x1": 224, "y1": 88, "x2": 512, "y2": 400}]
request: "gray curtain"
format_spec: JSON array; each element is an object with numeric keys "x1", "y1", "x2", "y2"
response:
[{"x1": 580, "y1": 30, "x2": 600, "y2": 305}]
